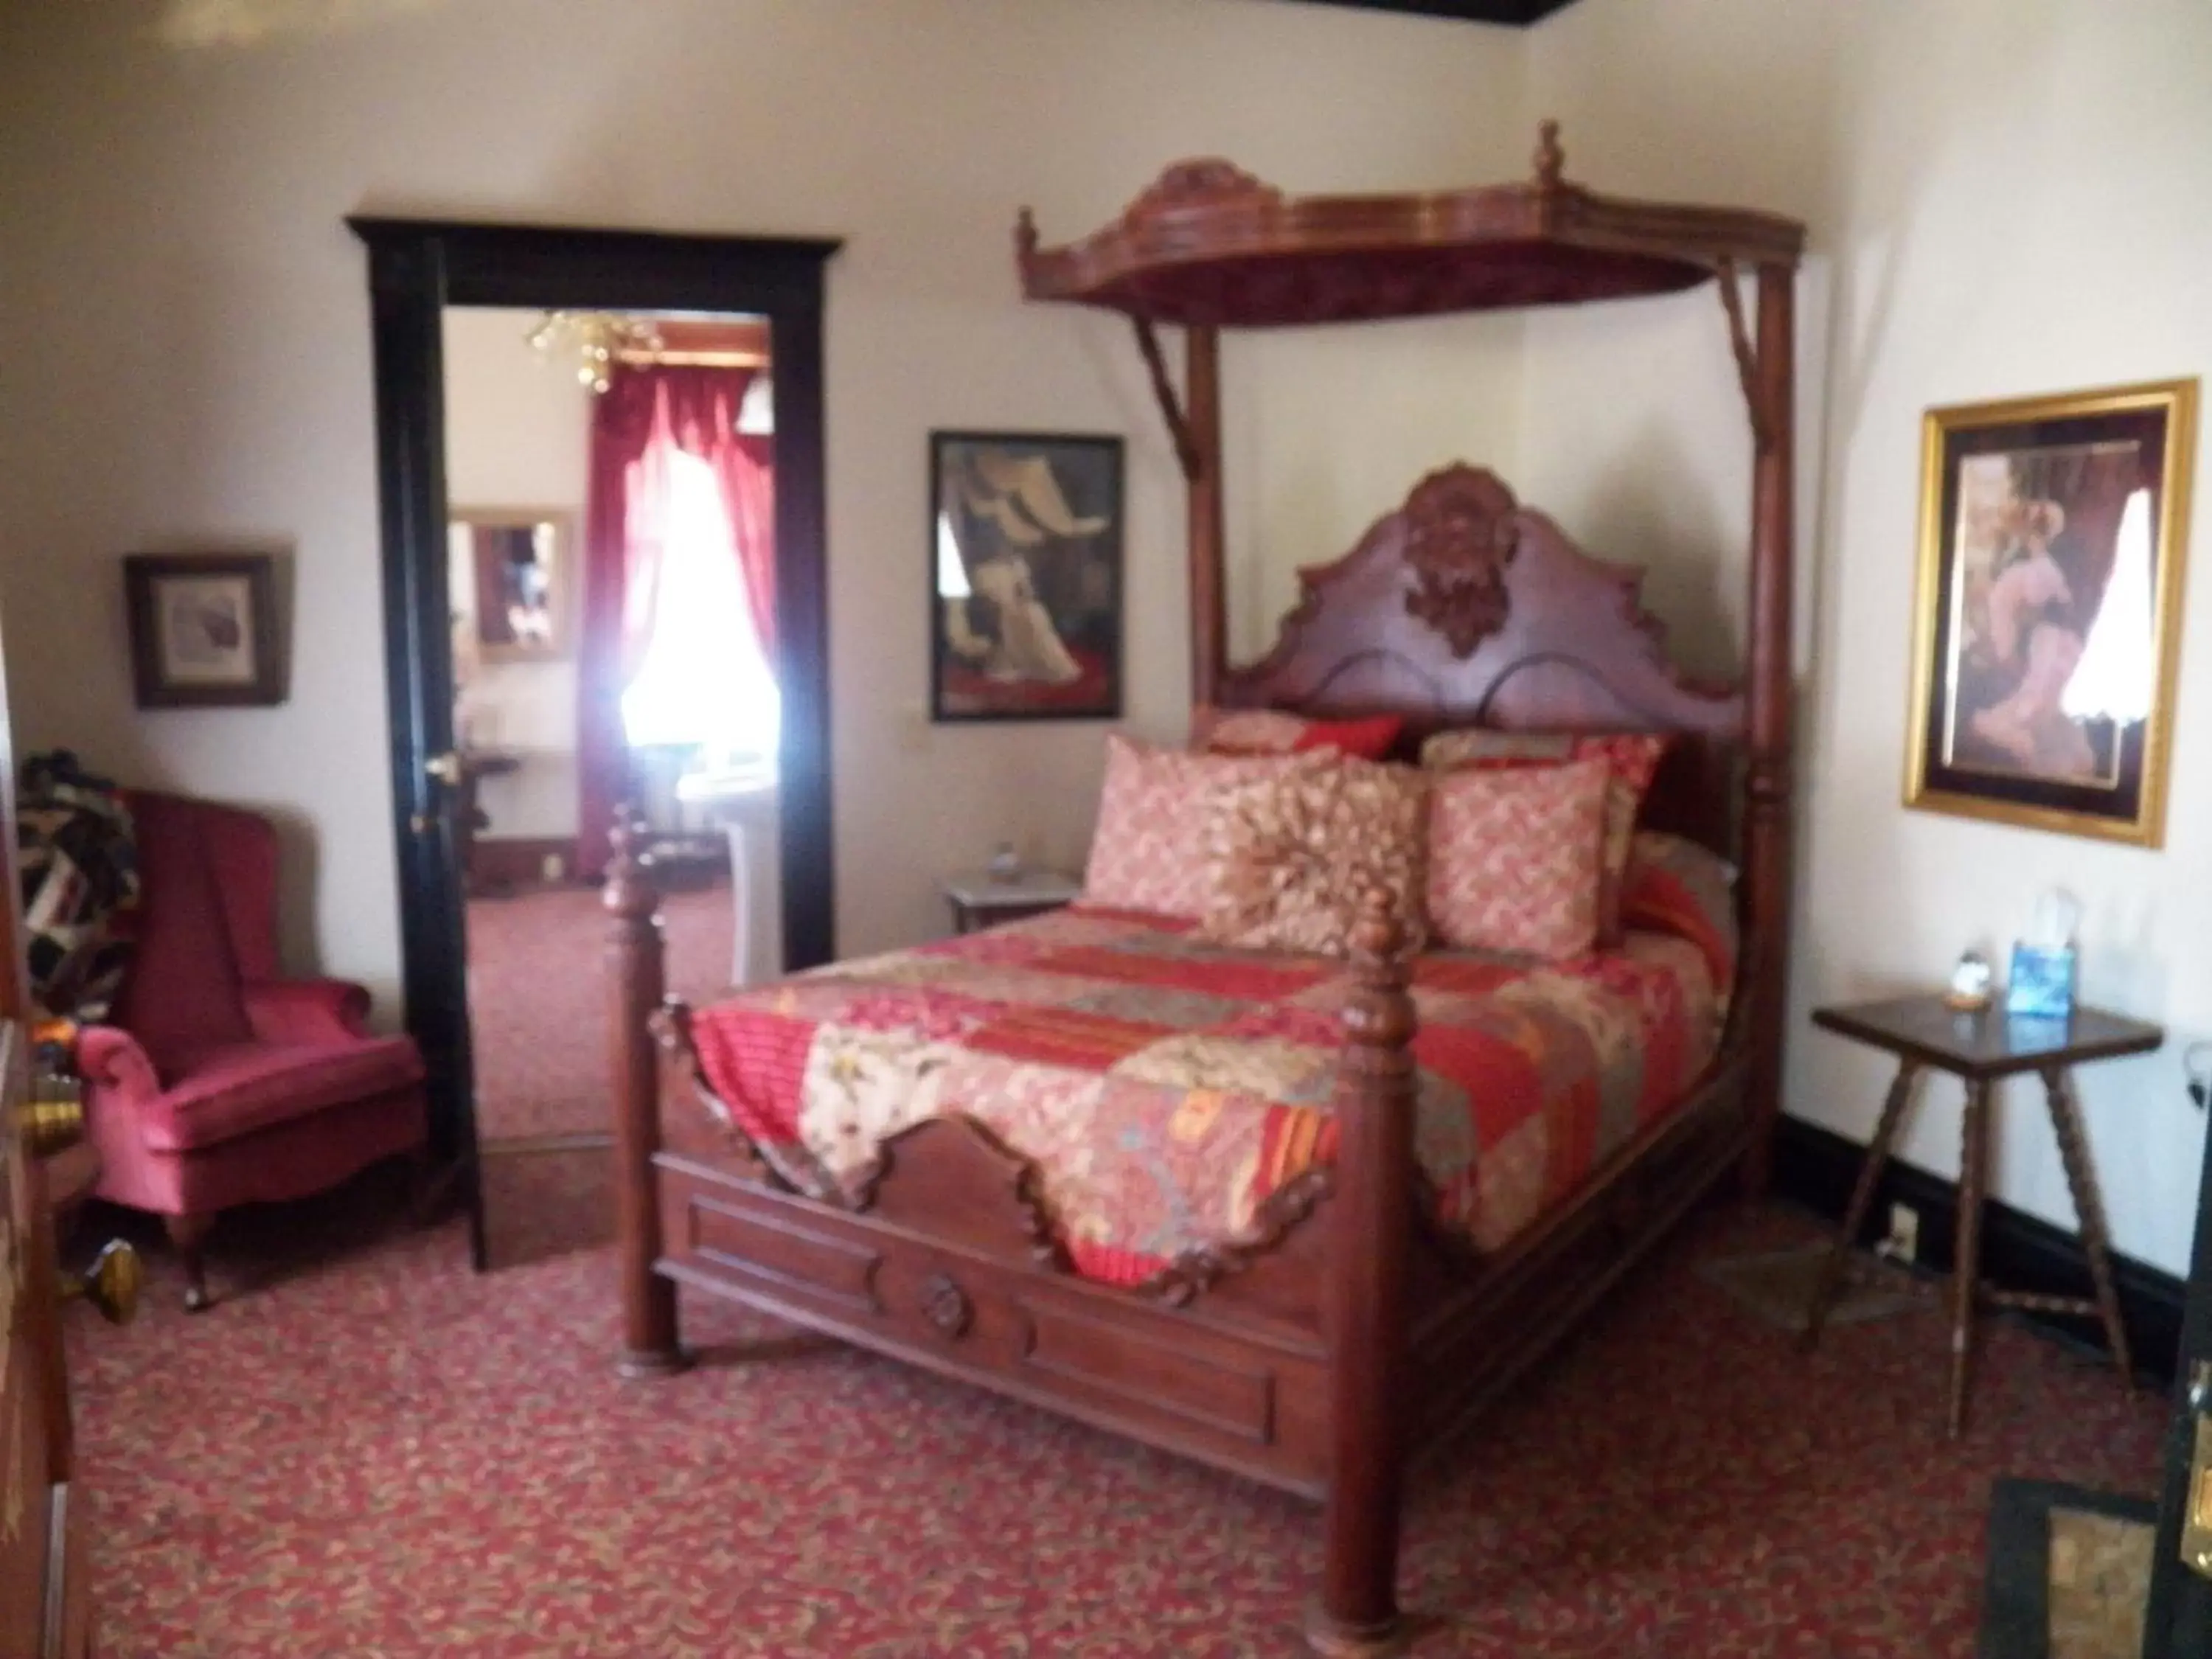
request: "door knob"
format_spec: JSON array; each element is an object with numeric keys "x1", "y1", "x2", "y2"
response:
[
  {"x1": 2180, "y1": 1361, "x2": 2212, "y2": 1579},
  {"x1": 425, "y1": 751, "x2": 465, "y2": 786},
  {"x1": 15, "y1": 1090, "x2": 84, "y2": 1158},
  {"x1": 63, "y1": 1239, "x2": 141, "y2": 1326}
]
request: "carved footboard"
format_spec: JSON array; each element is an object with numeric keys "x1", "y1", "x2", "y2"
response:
[{"x1": 605, "y1": 814, "x2": 1425, "y2": 1646}]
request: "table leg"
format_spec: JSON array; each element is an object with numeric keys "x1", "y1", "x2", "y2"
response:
[
  {"x1": 1803, "y1": 1059, "x2": 1921, "y2": 1349},
  {"x1": 2042, "y1": 1065, "x2": 2135, "y2": 1388},
  {"x1": 1949, "y1": 1077, "x2": 1991, "y2": 1439}
]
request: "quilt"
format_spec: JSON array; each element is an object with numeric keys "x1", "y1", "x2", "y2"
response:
[{"x1": 683, "y1": 901, "x2": 1728, "y2": 1287}]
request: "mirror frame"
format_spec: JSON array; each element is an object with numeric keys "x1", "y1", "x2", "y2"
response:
[{"x1": 449, "y1": 506, "x2": 577, "y2": 663}]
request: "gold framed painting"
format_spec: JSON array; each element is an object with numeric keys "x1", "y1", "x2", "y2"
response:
[{"x1": 1904, "y1": 378, "x2": 2197, "y2": 846}]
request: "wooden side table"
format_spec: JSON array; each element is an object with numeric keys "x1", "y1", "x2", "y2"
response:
[
  {"x1": 1804, "y1": 994, "x2": 2160, "y2": 1436},
  {"x1": 939, "y1": 870, "x2": 1080, "y2": 935}
]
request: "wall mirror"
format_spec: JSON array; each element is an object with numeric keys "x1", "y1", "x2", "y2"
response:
[{"x1": 450, "y1": 508, "x2": 575, "y2": 661}]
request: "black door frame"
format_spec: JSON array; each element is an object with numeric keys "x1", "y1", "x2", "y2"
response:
[{"x1": 349, "y1": 218, "x2": 840, "y2": 1268}]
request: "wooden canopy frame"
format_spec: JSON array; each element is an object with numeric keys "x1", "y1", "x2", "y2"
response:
[
  {"x1": 1019, "y1": 116, "x2": 1803, "y2": 1181},
  {"x1": 611, "y1": 125, "x2": 1806, "y2": 1658}
]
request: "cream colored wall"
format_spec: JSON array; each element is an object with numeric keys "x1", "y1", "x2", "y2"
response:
[
  {"x1": 27, "y1": 0, "x2": 2185, "y2": 1267},
  {"x1": 441, "y1": 305, "x2": 590, "y2": 841},
  {"x1": 0, "y1": 0, "x2": 1528, "y2": 1004},
  {"x1": 1523, "y1": 0, "x2": 2212, "y2": 1272}
]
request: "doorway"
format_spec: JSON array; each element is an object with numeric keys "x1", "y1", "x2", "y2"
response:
[
  {"x1": 351, "y1": 220, "x2": 838, "y2": 1269},
  {"x1": 448, "y1": 305, "x2": 784, "y2": 1258}
]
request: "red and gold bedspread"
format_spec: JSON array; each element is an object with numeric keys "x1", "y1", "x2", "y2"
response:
[{"x1": 685, "y1": 908, "x2": 1723, "y2": 1285}]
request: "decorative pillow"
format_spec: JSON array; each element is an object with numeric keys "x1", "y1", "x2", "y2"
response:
[
  {"x1": 1419, "y1": 728, "x2": 1670, "y2": 944},
  {"x1": 1620, "y1": 831, "x2": 1740, "y2": 990},
  {"x1": 1425, "y1": 756, "x2": 1610, "y2": 959},
  {"x1": 1196, "y1": 757, "x2": 1428, "y2": 956},
  {"x1": 1192, "y1": 706, "x2": 1404, "y2": 761},
  {"x1": 1082, "y1": 737, "x2": 1329, "y2": 920}
]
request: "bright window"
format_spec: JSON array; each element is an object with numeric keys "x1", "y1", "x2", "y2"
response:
[{"x1": 619, "y1": 446, "x2": 779, "y2": 759}]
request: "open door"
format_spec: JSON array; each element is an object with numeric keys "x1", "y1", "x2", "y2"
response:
[
  {"x1": 351, "y1": 219, "x2": 838, "y2": 1270},
  {"x1": 0, "y1": 616, "x2": 136, "y2": 1656},
  {"x1": 0, "y1": 1032, "x2": 89, "y2": 1659},
  {"x1": 2142, "y1": 1113, "x2": 2212, "y2": 1655}
]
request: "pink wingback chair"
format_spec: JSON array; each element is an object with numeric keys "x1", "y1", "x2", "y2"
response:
[{"x1": 76, "y1": 792, "x2": 428, "y2": 1309}]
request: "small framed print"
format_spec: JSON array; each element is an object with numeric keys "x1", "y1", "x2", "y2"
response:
[
  {"x1": 1904, "y1": 378, "x2": 2197, "y2": 846},
  {"x1": 930, "y1": 431, "x2": 1123, "y2": 723},
  {"x1": 124, "y1": 552, "x2": 287, "y2": 709}
]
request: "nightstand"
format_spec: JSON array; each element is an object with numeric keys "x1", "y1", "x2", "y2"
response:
[
  {"x1": 939, "y1": 870, "x2": 1081, "y2": 935},
  {"x1": 1804, "y1": 993, "x2": 2160, "y2": 1436}
]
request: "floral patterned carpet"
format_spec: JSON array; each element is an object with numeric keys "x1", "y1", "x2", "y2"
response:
[
  {"x1": 466, "y1": 881, "x2": 734, "y2": 1143},
  {"x1": 64, "y1": 1167, "x2": 2166, "y2": 1658}
]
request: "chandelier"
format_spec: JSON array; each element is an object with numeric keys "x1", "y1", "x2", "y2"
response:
[{"x1": 526, "y1": 311, "x2": 664, "y2": 395}]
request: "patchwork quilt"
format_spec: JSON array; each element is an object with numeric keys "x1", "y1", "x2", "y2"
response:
[{"x1": 684, "y1": 902, "x2": 1728, "y2": 1287}]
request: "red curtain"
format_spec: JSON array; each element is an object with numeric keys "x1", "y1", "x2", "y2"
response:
[
  {"x1": 574, "y1": 364, "x2": 774, "y2": 877},
  {"x1": 719, "y1": 434, "x2": 776, "y2": 657}
]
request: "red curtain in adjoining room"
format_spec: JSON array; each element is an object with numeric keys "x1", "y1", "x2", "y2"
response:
[
  {"x1": 573, "y1": 363, "x2": 768, "y2": 878},
  {"x1": 659, "y1": 369, "x2": 775, "y2": 658},
  {"x1": 717, "y1": 434, "x2": 776, "y2": 658}
]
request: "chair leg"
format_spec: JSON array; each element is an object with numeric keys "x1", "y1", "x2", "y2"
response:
[{"x1": 164, "y1": 1214, "x2": 215, "y2": 1312}]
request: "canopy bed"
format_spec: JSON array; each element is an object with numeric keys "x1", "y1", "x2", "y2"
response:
[{"x1": 608, "y1": 124, "x2": 1804, "y2": 1655}]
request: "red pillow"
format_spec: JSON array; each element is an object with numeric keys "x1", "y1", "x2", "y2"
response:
[
  {"x1": 1192, "y1": 706, "x2": 1403, "y2": 761},
  {"x1": 1419, "y1": 729, "x2": 1670, "y2": 945}
]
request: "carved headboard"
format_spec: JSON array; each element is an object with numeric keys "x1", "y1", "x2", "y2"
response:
[{"x1": 1216, "y1": 466, "x2": 1745, "y2": 851}]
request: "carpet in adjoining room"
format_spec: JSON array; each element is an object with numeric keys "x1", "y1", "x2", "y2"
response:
[
  {"x1": 69, "y1": 1184, "x2": 2165, "y2": 1658},
  {"x1": 465, "y1": 881, "x2": 734, "y2": 1143}
]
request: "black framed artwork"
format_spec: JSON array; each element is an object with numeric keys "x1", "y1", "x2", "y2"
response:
[
  {"x1": 1904, "y1": 378, "x2": 2196, "y2": 847},
  {"x1": 930, "y1": 431, "x2": 1123, "y2": 722},
  {"x1": 123, "y1": 552, "x2": 288, "y2": 709}
]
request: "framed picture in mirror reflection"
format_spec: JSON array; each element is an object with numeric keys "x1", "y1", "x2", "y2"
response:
[
  {"x1": 449, "y1": 509, "x2": 576, "y2": 665},
  {"x1": 1904, "y1": 378, "x2": 2196, "y2": 846}
]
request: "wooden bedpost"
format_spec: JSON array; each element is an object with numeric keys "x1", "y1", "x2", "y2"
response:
[
  {"x1": 1307, "y1": 891, "x2": 1419, "y2": 1657},
  {"x1": 1739, "y1": 259, "x2": 1797, "y2": 1197},
  {"x1": 608, "y1": 807, "x2": 687, "y2": 1378},
  {"x1": 1186, "y1": 323, "x2": 1226, "y2": 711}
]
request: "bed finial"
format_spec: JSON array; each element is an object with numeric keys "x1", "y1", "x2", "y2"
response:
[
  {"x1": 605, "y1": 802, "x2": 655, "y2": 923},
  {"x1": 1343, "y1": 888, "x2": 1414, "y2": 1052},
  {"x1": 1534, "y1": 119, "x2": 1565, "y2": 191}
]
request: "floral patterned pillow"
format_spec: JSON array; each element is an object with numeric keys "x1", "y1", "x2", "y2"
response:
[
  {"x1": 1425, "y1": 755, "x2": 1611, "y2": 959},
  {"x1": 1196, "y1": 757, "x2": 1430, "y2": 956},
  {"x1": 1082, "y1": 737, "x2": 1330, "y2": 920},
  {"x1": 1419, "y1": 728, "x2": 1669, "y2": 944}
]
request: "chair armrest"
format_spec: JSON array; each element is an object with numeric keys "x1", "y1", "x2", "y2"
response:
[
  {"x1": 242, "y1": 978, "x2": 374, "y2": 1044},
  {"x1": 74, "y1": 1026, "x2": 161, "y2": 1103}
]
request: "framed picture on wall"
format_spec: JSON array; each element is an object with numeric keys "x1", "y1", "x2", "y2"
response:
[
  {"x1": 123, "y1": 552, "x2": 288, "y2": 709},
  {"x1": 930, "y1": 431, "x2": 1123, "y2": 722},
  {"x1": 1903, "y1": 378, "x2": 2197, "y2": 846}
]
